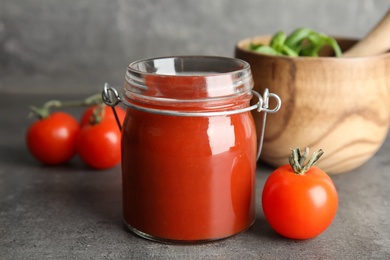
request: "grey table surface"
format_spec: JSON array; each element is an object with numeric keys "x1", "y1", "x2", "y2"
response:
[{"x1": 1, "y1": 92, "x2": 389, "y2": 260}]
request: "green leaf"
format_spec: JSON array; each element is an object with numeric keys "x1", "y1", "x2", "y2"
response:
[
  {"x1": 252, "y1": 45, "x2": 283, "y2": 56},
  {"x1": 280, "y1": 45, "x2": 299, "y2": 57},
  {"x1": 325, "y1": 37, "x2": 343, "y2": 57},
  {"x1": 248, "y1": 28, "x2": 343, "y2": 57},
  {"x1": 270, "y1": 31, "x2": 287, "y2": 49},
  {"x1": 249, "y1": 43, "x2": 263, "y2": 51},
  {"x1": 285, "y1": 27, "x2": 314, "y2": 52}
]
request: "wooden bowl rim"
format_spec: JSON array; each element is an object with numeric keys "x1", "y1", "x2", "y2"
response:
[{"x1": 235, "y1": 35, "x2": 390, "y2": 61}]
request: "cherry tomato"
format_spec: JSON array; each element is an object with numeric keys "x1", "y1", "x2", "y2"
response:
[
  {"x1": 76, "y1": 118, "x2": 121, "y2": 170},
  {"x1": 261, "y1": 148, "x2": 338, "y2": 239},
  {"x1": 80, "y1": 105, "x2": 125, "y2": 127},
  {"x1": 26, "y1": 112, "x2": 80, "y2": 165}
]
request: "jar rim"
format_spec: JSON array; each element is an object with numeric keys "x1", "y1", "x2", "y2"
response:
[
  {"x1": 127, "y1": 55, "x2": 251, "y2": 76},
  {"x1": 124, "y1": 56, "x2": 253, "y2": 103}
]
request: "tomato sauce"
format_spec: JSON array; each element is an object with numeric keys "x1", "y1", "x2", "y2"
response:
[{"x1": 121, "y1": 56, "x2": 257, "y2": 242}]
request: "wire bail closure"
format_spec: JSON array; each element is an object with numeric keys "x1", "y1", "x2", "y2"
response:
[
  {"x1": 102, "y1": 82, "x2": 281, "y2": 160},
  {"x1": 101, "y1": 83, "x2": 122, "y2": 131}
]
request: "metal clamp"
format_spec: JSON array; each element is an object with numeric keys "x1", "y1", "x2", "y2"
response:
[
  {"x1": 102, "y1": 83, "x2": 280, "y2": 116},
  {"x1": 102, "y1": 82, "x2": 281, "y2": 160}
]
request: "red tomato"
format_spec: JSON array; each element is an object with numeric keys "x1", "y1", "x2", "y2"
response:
[
  {"x1": 76, "y1": 118, "x2": 122, "y2": 170},
  {"x1": 261, "y1": 150, "x2": 338, "y2": 240},
  {"x1": 26, "y1": 112, "x2": 80, "y2": 165},
  {"x1": 80, "y1": 105, "x2": 125, "y2": 127}
]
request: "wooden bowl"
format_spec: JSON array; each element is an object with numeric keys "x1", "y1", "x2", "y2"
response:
[{"x1": 235, "y1": 36, "x2": 390, "y2": 174}]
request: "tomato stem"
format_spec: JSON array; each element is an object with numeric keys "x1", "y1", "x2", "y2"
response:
[
  {"x1": 289, "y1": 147, "x2": 324, "y2": 175},
  {"x1": 89, "y1": 103, "x2": 106, "y2": 125},
  {"x1": 29, "y1": 93, "x2": 103, "y2": 119}
]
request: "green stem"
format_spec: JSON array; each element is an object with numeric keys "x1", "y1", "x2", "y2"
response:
[
  {"x1": 90, "y1": 103, "x2": 106, "y2": 125},
  {"x1": 43, "y1": 93, "x2": 102, "y2": 109},
  {"x1": 29, "y1": 93, "x2": 103, "y2": 119},
  {"x1": 289, "y1": 147, "x2": 324, "y2": 175}
]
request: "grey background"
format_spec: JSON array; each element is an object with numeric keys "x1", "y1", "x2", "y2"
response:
[{"x1": 1, "y1": 0, "x2": 389, "y2": 93}]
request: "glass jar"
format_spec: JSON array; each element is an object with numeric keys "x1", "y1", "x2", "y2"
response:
[{"x1": 102, "y1": 56, "x2": 281, "y2": 243}]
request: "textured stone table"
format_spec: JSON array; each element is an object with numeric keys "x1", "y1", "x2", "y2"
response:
[{"x1": 1, "y1": 92, "x2": 389, "y2": 259}]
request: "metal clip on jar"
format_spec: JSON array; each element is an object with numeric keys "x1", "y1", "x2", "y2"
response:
[{"x1": 102, "y1": 56, "x2": 281, "y2": 243}]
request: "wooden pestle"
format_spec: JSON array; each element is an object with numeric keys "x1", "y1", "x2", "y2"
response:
[{"x1": 343, "y1": 9, "x2": 390, "y2": 57}]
